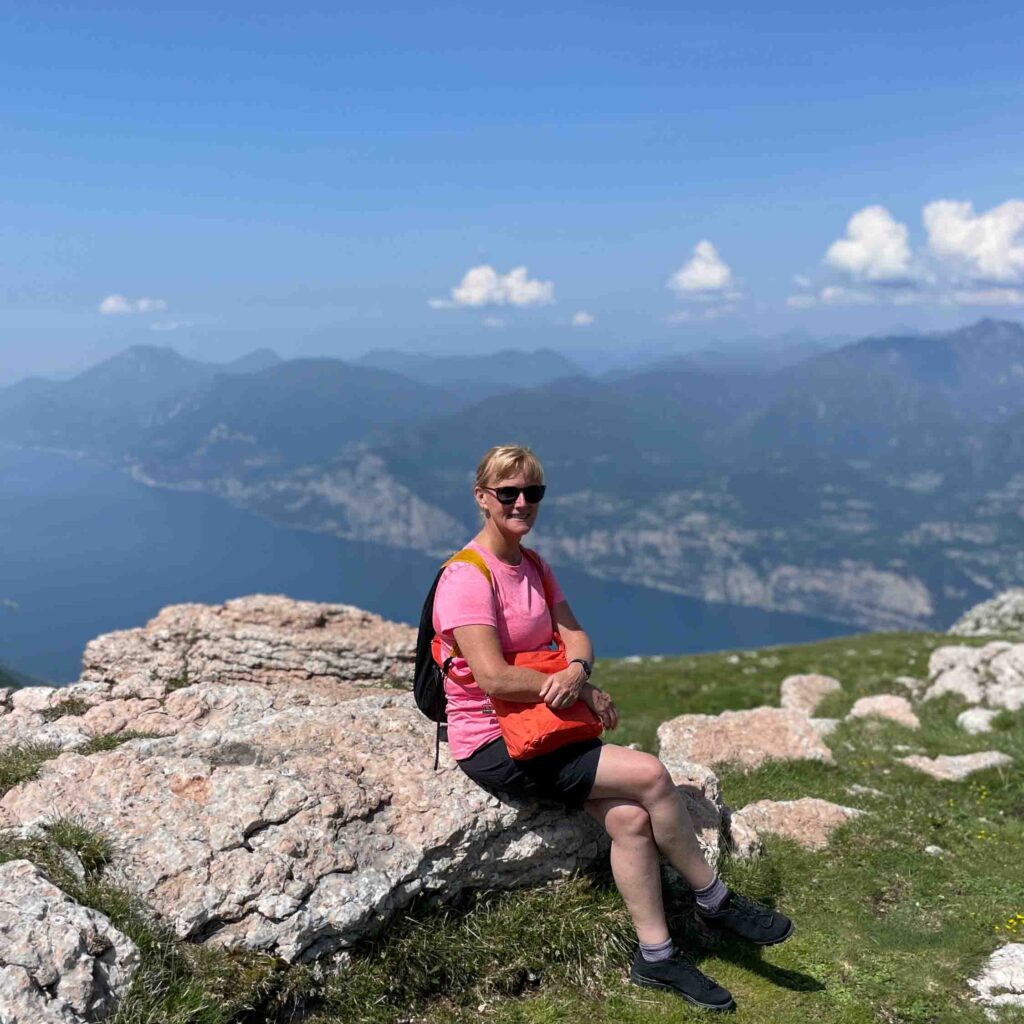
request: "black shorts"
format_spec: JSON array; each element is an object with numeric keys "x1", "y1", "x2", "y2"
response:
[{"x1": 456, "y1": 735, "x2": 604, "y2": 809}]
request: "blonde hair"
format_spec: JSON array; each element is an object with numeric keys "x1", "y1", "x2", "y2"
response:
[{"x1": 474, "y1": 445, "x2": 545, "y2": 489}]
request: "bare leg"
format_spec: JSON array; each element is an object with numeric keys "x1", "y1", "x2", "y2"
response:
[
  {"x1": 588, "y1": 745, "x2": 715, "y2": 891},
  {"x1": 585, "y1": 797, "x2": 669, "y2": 945}
]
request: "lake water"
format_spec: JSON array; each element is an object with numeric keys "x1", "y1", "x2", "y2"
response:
[{"x1": 0, "y1": 448, "x2": 853, "y2": 683}]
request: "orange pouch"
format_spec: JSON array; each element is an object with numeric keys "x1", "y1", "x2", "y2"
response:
[{"x1": 489, "y1": 640, "x2": 603, "y2": 760}]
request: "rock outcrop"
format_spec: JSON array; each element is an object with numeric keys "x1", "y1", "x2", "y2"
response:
[
  {"x1": 779, "y1": 674, "x2": 842, "y2": 716},
  {"x1": 847, "y1": 694, "x2": 920, "y2": 730},
  {"x1": 0, "y1": 859, "x2": 138, "y2": 1023},
  {"x1": 967, "y1": 943, "x2": 1024, "y2": 1017},
  {"x1": 924, "y1": 643, "x2": 1024, "y2": 711},
  {"x1": 658, "y1": 707, "x2": 833, "y2": 771},
  {"x1": 897, "y1": 751, "x2": 1013, "y2": 782},
  {"x1": 0, "y1": 595, "x2": 725, "y2": 964},
  {"x1": 950, "y1": 589, "x2": 1024, "y2": 637},
  {"x1": 729, "y1": 798, "x2": 862, "y2": 852}
]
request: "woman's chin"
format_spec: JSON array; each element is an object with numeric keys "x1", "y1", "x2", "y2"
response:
[{"x1": 503, "y1": 517, "x2": 534, "y2": 536}]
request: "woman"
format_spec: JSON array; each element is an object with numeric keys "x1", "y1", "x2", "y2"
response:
[{"x1": 433, "y1": 445, "x2": 792, "y2": 1013}]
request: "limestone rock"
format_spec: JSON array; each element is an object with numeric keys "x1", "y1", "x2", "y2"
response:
[
  {"x1": 0, "y1": 859, "x2": 138, "y2": 1023},
  {"x1": 723, "y1": 807, "x2": 763, "y2": 860},
  {"x1": 893, "y1": 675, "x2": 925, "y2": 698},
  {"x1": 897, "y1": 751, "x2": 1013, "y2": 782},
  {"x1": 950, "y1": 589, "x2": 1024, "y2": 637},
  {"x1": 967, "y1": 943, "x2": 1024, "y2": 1017},
  {"x1": 809, "y1": 717, "x2": 840, "y2": 737},
  {"x1": 957, "y1": 708, "x2": 1001, "y2": 735},
  {"x1": 779, "y1": 674, "x2": 842, "y2": 716},
  {"x1": 924, "y1": 643, "x2": 1024, "y2": 711},
  {"x1": 847, "y1": 694, "x2": 920, "y2": 730},
  {"x1": 657, "y1": 707, "x2": 833, "y2": 770},
  {"x1": 728, "y1": 797, "x2": 862, "y2": 852},
  {"x1": 1, "y1": 691, "x2": 621, "y2": 961},
  {"x1": 79, "y1": 594, "x2": 416, "y2": 701},
  {"x1": 924, "y1": 845, "x2": 944, "y2": 857}
]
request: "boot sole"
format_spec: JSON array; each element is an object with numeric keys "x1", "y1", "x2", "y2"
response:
[{"x1": 630, "y1": 972, "x2": 737, "y2": 1013}]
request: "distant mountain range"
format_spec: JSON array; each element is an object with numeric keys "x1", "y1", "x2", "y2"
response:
[{"x1": 3, "y1": 319, "x2": 1023, "y2": 632}]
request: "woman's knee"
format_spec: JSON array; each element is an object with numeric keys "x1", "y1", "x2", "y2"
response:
[
  {"x1": 603, "y1": 801, "x2": 654, "y2": 842},
  {"x1": 632, "y1": 754, "x2": 676, "y2": 804}
]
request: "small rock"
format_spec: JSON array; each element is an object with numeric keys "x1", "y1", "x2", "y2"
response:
[
  {"x1": 967, "y1": 942, "x2": 1024, "y2": 1017},
  {"x1": 898, "y1": 751, "x2": 1013, "y2": 782},
  {"x1": 0, "y1": 859, "x2": 139, "y2": 1023},
  {"x1": 893, "y1": 675, "x2": 924, "y2": 697},
  {"x1": 724, "y1": 807, "x2": 763, "y2": 860},
  {"x1": 957, "y1": 708, "x2": 1000, "y2": 735},
  {"x1": 779, "y1": 674, "x2": 843, "y2": 716},
  {"x1": 846, "y1": 784, "x2": 885, "y2": 799},
  {"x1": 847, "y1": 694, "x2": 920, "y2": 730},
  {"x1": 729, "y1": 797, "x2": 862, "y2": 852},
  {"x1": 658, "y1": 707, "x2": 833, "y2": 771},
  {"x1": 924, "y1": 845, "x2": 944, "y2": 857}
]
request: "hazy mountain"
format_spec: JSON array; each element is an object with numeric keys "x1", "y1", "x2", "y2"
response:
[
  {"x1": 354, "y1": 347, "x2": 584, "y2": 393},
  {"x1": 0, "y1": 345, "x2": 286, "y2": 455},
  {"x1": 4, "y1": 321, "x2": 1024, "y2": 633},
  {"x1": 133, "y1": 357, "x2": 445, "y2": 479}
]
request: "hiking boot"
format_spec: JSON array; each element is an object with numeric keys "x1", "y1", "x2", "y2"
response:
[
  {"x1": 696, "y1": 891, "x2": 794, "y2": 946},
  {"x1": 629, "y1": 947, "x2": 736, "y2": 1012}
]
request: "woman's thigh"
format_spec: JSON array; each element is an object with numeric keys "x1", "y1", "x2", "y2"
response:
[{"x1": 586, "y1": 743, "x2": 673, "y2": 804}]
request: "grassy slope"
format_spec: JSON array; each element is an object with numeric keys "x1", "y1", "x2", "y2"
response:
[
  {"x1": 2, "y1": 631, "x2": 1022, "y2": 1023},
  {"x1": 328, "y1": 631, "x2": 1024, "y2": 1024}
]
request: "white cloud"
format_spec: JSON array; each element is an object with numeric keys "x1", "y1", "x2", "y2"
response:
[
  {"x1": 150, "y1": 320, "x2": 193, "y2": 332},
  {"x1": 668, "y1": 240, "x2": 736, "y2": 296},
  {"x1": 923, "y1": 199, "x2": 1024, "y2": 284},
  {"x1": 482, "y1": 316, "x2": 507, "y2": 328},
  {"x1": 786, "y1": 285, "x2": 876, "y2": 309},
  {"x1": 430, "y1": 264, "x2": 554, "y2": 309},
  {"x1": 99, "y1": 294, "x2": 168, "y2": 315},
  {"x1": 951, "y1": 287, "x2": 1024, "y2": 307},
  {"x1": 793, "y1": 274, "x2": 812, "y2": 289},
  {"x1": 825, "y1": 205, "x2": 913, "y2": 283},
  {"x1": 571, "y1": 310, "x2": 595, "y2": 327}
]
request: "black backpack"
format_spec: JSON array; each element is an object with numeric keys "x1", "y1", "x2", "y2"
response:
[{"x1": 413, "y1": 548, "x2": 493, "y2": 767}]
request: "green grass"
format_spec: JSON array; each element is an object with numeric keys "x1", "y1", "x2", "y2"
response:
[
  {"x1": 3, "y1": 630, "x2": 1022, "y2": 1023},
  {"x1": 79, "y1": 730, "x2": 161, "y2": 755},
  {"x1": 0, "y1": 741, "x2": 62, "y2": 794},
  {"x1": 39, "y1": 696, "x2": 91, "y2": 722}
]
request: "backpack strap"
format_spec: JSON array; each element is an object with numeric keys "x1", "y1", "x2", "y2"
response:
[{"x1": 439, "y1": 549, "x2": 493, "y2": 659}]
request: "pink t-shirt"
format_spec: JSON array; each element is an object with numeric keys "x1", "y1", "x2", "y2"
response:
[{"x1": 432, "y1": 541, "x2": 566, "y2": 760}]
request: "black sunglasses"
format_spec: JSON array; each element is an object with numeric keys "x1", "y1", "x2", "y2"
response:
[{"x1": 482, "y1": 484, "x2": 547, "y2": 505}]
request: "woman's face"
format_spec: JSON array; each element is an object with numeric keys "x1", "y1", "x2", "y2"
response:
[{"x1": 475, "y1": 472, "x2": 542, "y2": 539}]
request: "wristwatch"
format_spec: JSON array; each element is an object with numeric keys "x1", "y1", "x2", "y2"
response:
[{"x1": 569, "y1": 657, "x2": 592, "y2": 679}]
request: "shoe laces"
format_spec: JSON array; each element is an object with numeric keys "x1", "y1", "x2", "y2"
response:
[
  {"x1": 672, "y1": 954, "x2": 720, "y2": 992},
  {"x1": 727, "y1": 893, "x2": 777, "y2": 929}
]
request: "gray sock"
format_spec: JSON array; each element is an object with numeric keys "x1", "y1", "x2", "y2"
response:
[
  {"x1": 694, "y1": 875, "x2": 729, "y2": 914},
  {"x1": 639, "y1": 936, "x2": 676, "y2": 963}
]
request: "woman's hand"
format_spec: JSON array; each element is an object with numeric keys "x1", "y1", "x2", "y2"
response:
[
  {"x1": 539, "y1": 663, "x2": 587, "y2": 709},
  {"x1": 581, "y1": 683, "x2": 618, "y2": 730}
]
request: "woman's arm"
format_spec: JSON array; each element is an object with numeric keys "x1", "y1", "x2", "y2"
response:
[
  {"x1": 536, "y1": 599, "x2": 593, "y2": 708},
  {"x1": 451, "y1": 624, "x2": 550, "y2": 702}
]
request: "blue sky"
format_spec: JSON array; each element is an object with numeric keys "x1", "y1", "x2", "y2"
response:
[{"x1": 2, "y1": 1, "x2": 1023, "y2": 383}]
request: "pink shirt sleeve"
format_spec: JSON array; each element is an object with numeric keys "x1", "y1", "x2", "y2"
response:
[{"x1": 433, "y1": 561, "x2": 497, "y2": 634}]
